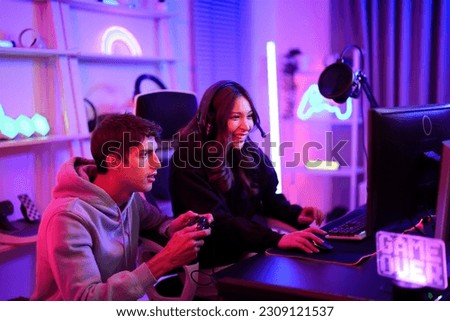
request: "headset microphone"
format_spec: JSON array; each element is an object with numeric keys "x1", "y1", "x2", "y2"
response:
[{"x1": 256, "y1": 124, "x2": 267, "y2": 138}]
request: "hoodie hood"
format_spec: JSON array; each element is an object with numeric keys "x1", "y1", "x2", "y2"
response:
[
  {"x1": 32, "y1": 156, "x2": 170, "y2": 300},
  {"x1": 52, "y1": 157, "x2": 118, "y2": 217}
]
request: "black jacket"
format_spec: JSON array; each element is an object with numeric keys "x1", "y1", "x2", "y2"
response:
[{"x1": 169, "y1": 140, "x2": 306, "y2": 267}]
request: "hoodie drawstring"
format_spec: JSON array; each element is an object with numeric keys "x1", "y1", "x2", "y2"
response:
[{"x1": 117, "y1": 208, "x2": 129, "y2": 269}]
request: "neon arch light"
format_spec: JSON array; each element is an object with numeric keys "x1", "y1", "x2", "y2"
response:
[
  {"x1": 297, "y1": 84, "x2": 352, "y2": 121},
  {"x1": 101, "y1": 26, "x2": 142, "y2": 56}
]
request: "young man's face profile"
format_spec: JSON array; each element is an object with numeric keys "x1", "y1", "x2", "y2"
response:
[{"x1": 115, "y1": 136, "x2": 161, "y2": 194}]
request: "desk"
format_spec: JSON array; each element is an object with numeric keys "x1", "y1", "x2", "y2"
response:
[{"x1": 214, "y1": 254, "x2": 447, "y2": 301}]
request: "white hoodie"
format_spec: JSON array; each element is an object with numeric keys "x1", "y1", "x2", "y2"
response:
[{"x1": 31, "y1": 157, "x2": 171, "y2": 300}]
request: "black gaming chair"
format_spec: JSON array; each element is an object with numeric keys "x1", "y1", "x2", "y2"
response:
[{"x1": 134, "y1": 90, "x2": 198, "y2": 214}]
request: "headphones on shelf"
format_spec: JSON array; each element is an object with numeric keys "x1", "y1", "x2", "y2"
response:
[
  {"x1": 84, "y1": 98, "x2": 98, "y2": 132},
  {"x1": 196, "y1": 80, "x2": 267, "y2": 138},
  {"x1": 133, "y1": 74, "x2": 167, "y2": 98}
]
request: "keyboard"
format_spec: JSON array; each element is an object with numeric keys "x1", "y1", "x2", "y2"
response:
[{"x1": 324, "y1": 210, "x2": 367, "y2": 241}]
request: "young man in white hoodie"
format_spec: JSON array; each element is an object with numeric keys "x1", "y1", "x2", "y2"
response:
[{"x1": 31, "y1": 114, "x2": 212, "y2": 300}]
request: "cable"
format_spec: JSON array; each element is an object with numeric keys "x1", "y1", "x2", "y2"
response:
[
  {"x1": 340, "y1": 44, "x2": 365, "y2": 71},
  {"x1": 401, "y1": 211, "x2": 436, "y2": 236},
  {"x1": 339, "y1": 45, "x2": 379, "y2": 108},
  {"x1": 189, "y1": 224, "x2": 217, "y2": 288},
  {"x1": 190, "y1": 269, "x2": 215, "y2": 287}
]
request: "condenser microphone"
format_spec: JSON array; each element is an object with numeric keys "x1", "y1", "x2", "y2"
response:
[
  {"x1": 317, "y1": 44, "x2": 379, "y2": 108},
  {"x1": 318, "y1": 59, "x2": 357, "y2": 103}
]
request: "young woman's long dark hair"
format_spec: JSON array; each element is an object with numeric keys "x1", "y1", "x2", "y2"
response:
[{"x1": 178, "y1": 80, "x2": 265, "y2": 195}]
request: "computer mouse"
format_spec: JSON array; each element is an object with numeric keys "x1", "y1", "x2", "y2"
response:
[{"x1": 311, "y1": 239, "x2": 334, "y2": 252}]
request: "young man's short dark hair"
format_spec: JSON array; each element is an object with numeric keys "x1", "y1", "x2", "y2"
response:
[{"x1": 90, "y1": 113, "x2": 162, "y2": 173}]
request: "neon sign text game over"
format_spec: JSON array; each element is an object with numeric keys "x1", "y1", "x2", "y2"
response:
[{"x1": 376, "y1": 231, "x2": 447, "y2": 289}]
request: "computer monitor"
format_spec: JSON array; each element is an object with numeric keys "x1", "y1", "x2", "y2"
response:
[
  {"x1": 434, "y1": 140, "x2": 450, "y2": 243},
  {"x1": 367, "y1": 103, "x2": 450, "y2": 237}
]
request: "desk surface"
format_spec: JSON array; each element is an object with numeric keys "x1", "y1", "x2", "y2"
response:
[{"x1": 213, "y1": 254, "x2": 447, "y2": 301}]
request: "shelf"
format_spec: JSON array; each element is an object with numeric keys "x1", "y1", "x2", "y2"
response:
[
  {"x1": 284, "y1": 166, "x2": 365, "y2": 177},
  {"x1": 297, "y1": 117, "x2": 363, "y2": 126},
  {"x1": 74, "y1": 53, "x2": 176, "y2": 64},
  {"x1": 63, "y1": 0, "x2": 174, "y2": 19},
  {"x1": 0, "y1": 48, "x2": 175, "y2": 65},
  {"x1": 0, "y1": 47, "x2": 73, "y2": 58},
  {"x1": 0, "y1": 134, "x2": 90, "y2": 150}
]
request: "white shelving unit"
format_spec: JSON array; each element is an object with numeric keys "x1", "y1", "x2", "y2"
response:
[
  {"x1": 279, "y1": 71, "x2": 365, "y2": 214},
  {"x1": 0, "y1": 134, "x2": 91, "y2": 149},
  {"x1": 0, "y1": 0, "x2": 177, "y2": 299},
  {"x1": 0, "y1": 47, "x2": 73, "y2": 57},
  {"x1": 0, "y1": 0, "x2": 176, "y2": 221}
]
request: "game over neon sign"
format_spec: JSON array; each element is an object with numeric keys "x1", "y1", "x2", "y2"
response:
[{"x1": 376, "y1": 231, "x2": 447, "y2": 290}]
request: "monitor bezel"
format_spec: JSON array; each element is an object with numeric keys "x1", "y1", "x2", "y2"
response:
[{"x1": 434, "y1": 140, "x2": 450, "y2": 243}]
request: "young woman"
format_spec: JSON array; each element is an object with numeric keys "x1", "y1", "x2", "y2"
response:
[{"x1": 169, "y1": 80, "x2": 326, "y2": 268}]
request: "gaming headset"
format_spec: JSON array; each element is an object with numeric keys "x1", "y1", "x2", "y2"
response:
[{"x1": 84, "y1": 98, "x2": 98, "y2": 132}]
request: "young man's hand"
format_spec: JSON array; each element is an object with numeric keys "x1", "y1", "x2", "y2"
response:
[
  {"x1": 146, "y1": 225, "x2": 210, "y2": 279},
  {"x1": 166, "y1": 211, "x2": 214, "y2": 238}
]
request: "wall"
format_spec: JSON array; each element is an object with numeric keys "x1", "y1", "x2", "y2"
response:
[
  {"x1": 245, "y1": 0, "x2": 334, "y2": 213},
  {"x1": 165, "y1": 0, "x2": 192, "y2": 90}
]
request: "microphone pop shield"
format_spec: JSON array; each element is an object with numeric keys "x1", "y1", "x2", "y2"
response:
[{"x1": 318, "y1": 61, "x2": 354, "y2": 103}]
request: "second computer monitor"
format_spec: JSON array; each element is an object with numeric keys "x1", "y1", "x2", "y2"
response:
[{"x1": 367, "y1": 103, "x2": 450, "y2": 236}]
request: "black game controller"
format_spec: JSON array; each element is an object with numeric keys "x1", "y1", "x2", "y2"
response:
[{"x1": 188, "y1": 216, "x2": 210, "y2": 230}]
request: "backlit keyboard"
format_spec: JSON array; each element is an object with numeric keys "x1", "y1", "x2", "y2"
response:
[{"x1": 325, "y1": 213, "x2": 367, "y2": 240}]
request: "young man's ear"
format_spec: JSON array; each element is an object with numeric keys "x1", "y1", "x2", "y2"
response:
[{"x1": 105, "y1": 154, "x2": 121, "y2": 170}]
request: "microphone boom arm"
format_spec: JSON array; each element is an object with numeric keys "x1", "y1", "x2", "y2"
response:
[{"x1": 356, "y1": 71, "x2": 379, "y2": 108}]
